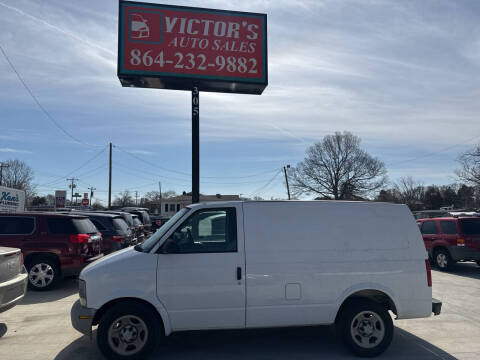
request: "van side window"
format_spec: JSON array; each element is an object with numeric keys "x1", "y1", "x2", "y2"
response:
[
  {"x1": 0, "y1": 216, "x2": 34, "y2": 235},
  {"x1": 440, "y1": 221, "x2": 457, "y2": 235},
  {"x1": 421, "y1": 221, "x2": 438, "y2": 234},
  {"x1": 169, "y1": 208, "x2": 237, "y2": 253}
]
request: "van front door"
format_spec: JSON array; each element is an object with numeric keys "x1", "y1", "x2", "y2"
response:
[{"x1": 156, "y1": 205, "x2": 245, "y2": 331}]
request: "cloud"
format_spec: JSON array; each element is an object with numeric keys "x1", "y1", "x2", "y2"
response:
[
  {"x1": 127, "y1": 149, "x2": 154, "y2": 155},
  {"x1": 0, "y1": 147, "x2": 32, "y2": 153}
]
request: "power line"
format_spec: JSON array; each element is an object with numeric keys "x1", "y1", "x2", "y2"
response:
[
  {"x1": 248, "y1": 169, "x2": 283, "y2": 198},
  {"x1": 387, "y1": 133, "x2": 480, "y2": 167},
  {"x1": 37, "y1": 146, "x2": 107, "y2": 187},
  {"x1": 0, "y1": 44, "x2": 103, "y2": 148},
  {"x1": 116, "y1": 145, "x2": 283, "y2": 180}
]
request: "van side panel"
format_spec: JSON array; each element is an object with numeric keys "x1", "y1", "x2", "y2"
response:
[{"x1": 243, "y1": 201, "x2": 431, "y2": 328}]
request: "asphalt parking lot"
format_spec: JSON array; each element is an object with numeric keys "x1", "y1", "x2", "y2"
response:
[{"x1": 0, "y1": 263, "x2": 479, "y2": 360}]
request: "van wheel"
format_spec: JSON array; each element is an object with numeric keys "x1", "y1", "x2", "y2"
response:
[
  {"x1": 434, "y1": 249, "x2": 451, "y2": 271},
  {"x1": 339, "y1": 300, "x2": 393, "y2": 357},
  {"x1": 97, "y1": 302, "x2": 161, "y2": 360},
  {"x1": 26, "y1": 256, "x2": 60, "y2": 291}
]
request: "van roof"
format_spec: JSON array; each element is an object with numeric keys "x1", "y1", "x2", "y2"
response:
[{"x1": 188, "y1": 200, "x2": 407, "y2": 207}]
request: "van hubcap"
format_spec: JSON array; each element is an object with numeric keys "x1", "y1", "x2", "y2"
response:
[
  {"x1": 437, "y1": 253, "x2": 447, "y2": 268},
  {"x1": 29, "y1": 263, "x2": 54, "y2": 288},
  {"x1": 350, "y1": 311, "x2": 385, "y2": 349},
  {"x1": 108, "y1": 315, "x2": 148, "y2": 356}
]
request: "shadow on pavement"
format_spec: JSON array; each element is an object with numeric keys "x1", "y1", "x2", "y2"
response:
[
  {"x1": 20, "y1": 277, "x2": 78, "y2": 305},
  {"x1": 0, "y1": 323, "x2": 7, "y2": 337},
  {"x1": 435, "y1": 262, "x2": 480, "y2": 280},
  {"x1": 55, "y1": 325, "x2": 457, "y2": 360}
]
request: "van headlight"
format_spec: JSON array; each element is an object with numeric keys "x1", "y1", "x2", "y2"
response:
[{"x1": 79, "y1": 279, "x2": 87, "y2": 307}]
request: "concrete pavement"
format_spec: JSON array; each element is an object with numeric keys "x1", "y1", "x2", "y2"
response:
[{"x1": 0, "y1": 263, "x2": 479, "y2": 359}]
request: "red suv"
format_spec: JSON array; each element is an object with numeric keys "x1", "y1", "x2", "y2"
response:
[
  {"x1": 0, "y1": 212, "x2": 103, "y2": 290},
  {"x1": 417, "y1": 217, "x2": 480, "y2": 270}
]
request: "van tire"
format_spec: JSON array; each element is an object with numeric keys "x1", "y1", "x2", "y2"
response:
[
  {"x1": 339, "y1": 300, "x2": 393, "y2": 357},
  {"x1": 434, "y1": 248, "x2": 451, "y2": 271},
  {"x1": 26, "y1": 255, "x2": 60, "y2": 291},
  {"x1": 97, "y1": 301, "x2": 161, "y2": 360}
]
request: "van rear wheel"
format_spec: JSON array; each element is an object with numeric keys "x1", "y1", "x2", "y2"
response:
[
  {"x1": 339, "y1": 300, "x2": 393, "y2": 357},
  {"x1": 97, "y1": 302, "x2": 161, "y2": 360}
]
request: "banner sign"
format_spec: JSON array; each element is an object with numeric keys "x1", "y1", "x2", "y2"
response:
[
  {"x1": 118, "y1": 1, "x2": 268, "y2": 94},
  {"x1": 0, "y1": 186, "x2": 25, "y2": 213},
  {"x1": 55, "y1": 190, "x2": 67, "y2": 209}
]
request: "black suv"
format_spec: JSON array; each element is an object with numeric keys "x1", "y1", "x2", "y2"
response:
[
  {"x1": 121, "y1": 207, "x2": 152, "y2": 234},
  {"x1": 69, "y1": 212, "x2": 133, "y2": 254},
  {"x1": 93, "y1": 211, "x2": 139, "y2": 244}
]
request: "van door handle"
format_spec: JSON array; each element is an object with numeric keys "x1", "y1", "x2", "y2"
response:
[{"x1": 236, "y1": 267, "x2": 242, "y2": 281}]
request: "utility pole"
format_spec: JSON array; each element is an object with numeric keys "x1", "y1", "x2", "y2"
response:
[
  {"x1": 283, "y1": 165, "x2": 291, "y2": 200},
  {"x1": 135, "y1": 191, "x2": 138, "y2": 206},
  {"x1": 158, "y1": 181, "x2": 162, "y2": 216},
  {"x1": 108, "y1": 142, "x2": 112, "y2": 209},
  {"x1": 67, "y1": 178, "x2": 78, "y2": 205},
  {"x1": 88, "y1": 187, "x2": 96, "y2": 206},
  {"x1": 0, "y1": 162, "x2": 10, "y2": 186}
]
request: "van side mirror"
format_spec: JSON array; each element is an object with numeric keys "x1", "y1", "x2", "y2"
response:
[{"x1": 160, "y1": 238, "x2": 179, "y2": 254}]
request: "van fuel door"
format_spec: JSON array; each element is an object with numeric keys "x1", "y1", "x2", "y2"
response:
[{"x1": 285, "y1": 283, "x2": 302, "y2": 300}]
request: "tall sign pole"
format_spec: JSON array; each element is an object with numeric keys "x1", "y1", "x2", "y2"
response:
[
  {"x1": 117, "y1": 2, "x2": 267, "y2": 203},
  {"x1": 108, "y1": 142, "x2": 112, "y2": 209},
  {"x1": 192, "y1": 87, "x2": 200, "y2": 204}
]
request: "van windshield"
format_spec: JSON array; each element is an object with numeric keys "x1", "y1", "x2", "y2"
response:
[
  {"x1": 136, "y1": 208, "x2": 189, "y2": 252},
  {"x1": 459, "y1": 218, "x2": 480, "y2": 235}
]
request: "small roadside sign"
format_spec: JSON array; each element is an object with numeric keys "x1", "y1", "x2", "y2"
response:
[{"x1": 81, "y1": 198, "x2": 89, "y2": 206}]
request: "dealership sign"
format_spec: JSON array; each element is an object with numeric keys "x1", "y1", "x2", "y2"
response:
[
  {"x1": 0, "y1": 186, "x2": 25, "y2": 213},
  {"x1": 118, "y1": 1, "x2": 268, "y2": 94}
]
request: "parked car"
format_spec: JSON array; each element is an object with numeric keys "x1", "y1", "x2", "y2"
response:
[
  {"x1": 0, "y1": 212, "x2": 103, "y2": 290},
  {"x1": 121, "y1": 207, "x2": 152, "y2": 234},
  {"x1": 417, "y1": 216, "x2": 480, "y2": 270},
  {"x1": 150, "y1": 215, "x2": 164, "y2": 232},
  {"x1": 72, "y1": 201, "x2": 441, "y2": 359},
  {"x1": 94, "y1": 211, "x2": 139, "y2": 245},
  {"x1": 71, "y1": 212, "x2": 133, "y2": 254},
  {"x1": 0, "y1": 247, "x2": 28, "y2": 313},
  {"x1": 131, "y1": 215, "x2": 145, "y2": 243}
]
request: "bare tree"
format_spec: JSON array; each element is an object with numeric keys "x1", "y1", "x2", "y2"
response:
[
  {"x1": 0, "y1": 159, "x2": 35, "y2": 199},
  {"x1": 393, "y1": 177, "x2": 424, "y2": 210},
  {"x1": 456, "y1": 145, "x2": 480, "y2": 186},
  {"x1": 291, "y1": 132, "x2": 387, "y2": 200},
  {"x1": 113, "y1": 190, "x2": 134, "y2": 207}
]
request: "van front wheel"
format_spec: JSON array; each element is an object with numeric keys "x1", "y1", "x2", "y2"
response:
[
  {"x1": 97, "y1": 302, "x2": 161, "y2": 360},
  {"x1": 340, "y1": 300, "x2": 393, "y2": 357}
]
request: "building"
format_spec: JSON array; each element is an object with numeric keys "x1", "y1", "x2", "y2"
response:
[{"x1": 160, "y1": 193, "x2": 240, "y2": 218}]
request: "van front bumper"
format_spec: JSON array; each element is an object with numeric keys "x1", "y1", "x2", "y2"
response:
[
  {"x1": 71, "y1": 299, "x2": 96, "y2": 336},
  {"x1": 432, "y1": 298, "x2": 442, "y2": 316}
]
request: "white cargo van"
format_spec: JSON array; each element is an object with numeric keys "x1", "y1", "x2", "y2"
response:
[{"x1": 71, "y1": 201, "x2": 441, "y2": 359}]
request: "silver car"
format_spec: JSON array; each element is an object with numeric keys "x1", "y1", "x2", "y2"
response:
[{"x1": 0, "y1": 247, "x2": 28, "y2": 313}]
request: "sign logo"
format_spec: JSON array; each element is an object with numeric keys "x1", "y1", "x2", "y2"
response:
[
  {"x1": 129, "y1": 10, "x2": 163, "y2": 44},
  {"x1": 118, "y1": 2, "x2": 267, "y2": 94}
]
